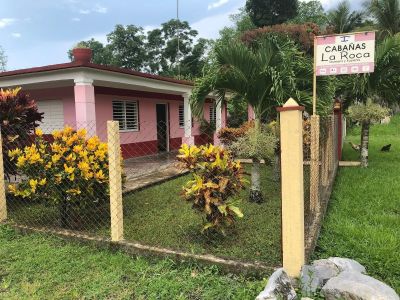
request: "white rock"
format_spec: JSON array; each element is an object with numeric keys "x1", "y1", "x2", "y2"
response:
[
  {"x1": 312, "y1": 259, "x2": 340, "y2": 284},
  {"x1": 328, "y1": 257, "x2": 366, "y2": 274},
  {"x1": 256, "y1": 268, "x2": 297, "y2": 300},
  {"x1": 322, "y1": 271, "x2": 399, "y2": 300}
]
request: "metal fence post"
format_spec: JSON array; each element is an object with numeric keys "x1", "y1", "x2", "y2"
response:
[
  {"x1": 107, "y1": 121, "x2": 124, "y2": 241},
  {"x1": 0, "y1": 130, "x2": 6, "y2": 222},
  {"x1": 277, "y1": 98, "x2": 305, "y2": 277},
  {"x1": 310, "y1": 115, "x2": 320, "y2": 215}
]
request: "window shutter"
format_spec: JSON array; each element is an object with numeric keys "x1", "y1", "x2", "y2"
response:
[
  {"x1": 179, "y1": 105, "x2": 184, "y2": 128},
  {"x1": 112, "y1": 100, "x2": 139, "y2": 131}
]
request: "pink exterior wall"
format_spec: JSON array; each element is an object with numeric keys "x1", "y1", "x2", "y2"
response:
[{"x1": 27, "y1": 87, "x2": 76, "y2": 126}]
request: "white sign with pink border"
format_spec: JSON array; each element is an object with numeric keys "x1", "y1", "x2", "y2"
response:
[{"x1": 315, "y1": 32, "x2": 375, "y2": 76}]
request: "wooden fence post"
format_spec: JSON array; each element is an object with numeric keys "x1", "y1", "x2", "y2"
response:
[
  {"x1": 277, "y1": 98, "x2": 305, "y2": 277},
  {"x1": 0, "y1": 130, "x2": 6, "y2": 222},
  {"x1": 107, "y1": 121, "x2": 124, "y2": 241},
  {"x1": 310, "y1": 115, "x2": 320, "y2": 215}
]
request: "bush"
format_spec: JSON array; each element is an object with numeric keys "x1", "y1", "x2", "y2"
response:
[
  {"x1": 177, "y1": 144, "x2": 246, "y2": 234},
  {"x1": 217, "y1": 121, "x2": 254, "y2": 146},
  {"x1": 0, "y1": 87, "x2": 43, "y2": 178},
  {"x1": 228, "y1": 124, "x2": 277, "y2": 162},
  {"x1": 8, "y1": 126, "x2": 114, "y2": 228}
]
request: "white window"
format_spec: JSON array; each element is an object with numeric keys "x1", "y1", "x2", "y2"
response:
[
  {"x1": 209, "y1": 103, "x2": 216, "y2": 125},
  {"x1": 179, "y1": 105, "x2": 184, "y2": 128},
  {"x1": 112, "y1": 100, "x2": 139, "y2": 131},
  {"x1": 36, "y1": 100, "x2": 64, "y2": 134}
]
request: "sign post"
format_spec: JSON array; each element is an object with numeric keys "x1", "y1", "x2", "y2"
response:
[{"x1": 312, "y1": 31, "x2": 376, "y2": 113}]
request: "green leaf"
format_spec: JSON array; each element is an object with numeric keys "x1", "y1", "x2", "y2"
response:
[{"x1": 228, "y1": 205, "x2": 244, "y2": 218}]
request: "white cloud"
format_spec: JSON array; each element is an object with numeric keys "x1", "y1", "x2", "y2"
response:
[
  {"x1": 79, "y1": 9, "x2": 91, "y2": 14},
  {"x1": 72, "y1": 17, "x2": 81, "y2": 22},
  {"x1": 208, "y1": 0, "x2": 229, "y2": 10},
  {"x1": 0, "y1": 18, "x2": 16, "y2": 28},
  {"x1": 193, "y1": 5, "x2": 239, "y2": 39},
  {"x1": 94, "y1": 4, "x2": 108, "y2": 14},
  {"x1": 11, "y1": 33, "x2": 21, "y2": 38}
]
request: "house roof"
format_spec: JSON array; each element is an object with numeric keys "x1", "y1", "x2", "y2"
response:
[{"x1": 0, "y1": 61, "x2": 193, "y2": 87}]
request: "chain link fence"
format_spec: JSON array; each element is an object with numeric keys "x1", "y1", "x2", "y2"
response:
[
  {"x1": 304, "y1": 114, "x2": 339, "y2": 258},
  {"x1": 0, "y1": 118, "x2": 282, "y2": 271}
]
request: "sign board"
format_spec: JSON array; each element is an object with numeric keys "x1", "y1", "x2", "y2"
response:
[{"x1": 315, "y1": 32, "x2": 375, "y2": 76}]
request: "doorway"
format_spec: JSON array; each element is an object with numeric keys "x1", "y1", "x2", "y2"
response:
[{"x1": 156, "y1": 104, "x2": 168, "y2": 152}]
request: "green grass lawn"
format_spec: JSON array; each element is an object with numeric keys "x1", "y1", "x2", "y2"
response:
[
  {"x1": 0, "y1": 225, "x2": 266, "y2": 299},
  {"x1": 7, "y1": 163, "x2": 282, "y2": 266},
  {"x1": 121, "y1": 164, "x2": 282, "y2": 266},
  {"x1": 314, "y1": 115, "x2": 400, "y2": 293}
]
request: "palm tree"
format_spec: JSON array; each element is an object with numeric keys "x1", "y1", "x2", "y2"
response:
[
  {"x1": 344, "y1": 34, "x2": 400, "y2": 166},
  {"x1": 191, "y1": 37, "x2": 334, "y2": 202},
  {"x1": 368, "y1": 0, "x2": 400, "y2": 37},
  {"x1": 328, "y1": 0, "x2": 364, "y2": 33}
]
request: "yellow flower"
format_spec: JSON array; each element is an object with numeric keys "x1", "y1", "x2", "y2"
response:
[
  {"x1": 35, "y1": 128, "x2": 43, "y2": 137},
  {"x1": 87, "y1": 136, "x2": 100, "y2": 151},
  {"x1": 52, "y1": 154, "x2": 61, "y2": 163},
  {"x1": 94, "y1": 170, "x2": 106, "y2": 181},
  {"x1": 94, "y1": 149, "x2": 106, "y2": 161},
  {"x1": 51, "y1": 143, "x2": 63, "y2": 153},
  {"x1": 45, "y1": 162, "x2": 52, "y2": 169},
  {"x1": 39, "y1": 178, "x2": 47, "y2": 186},
  {"x1": 64, "y1": 164, "x2": 75, "y2": 174},
  {"x1": 66, "y1": 134, "x2": 78, "y2": 146},
  {"x1": 73, "y1": 145, "x2": 83, "y2": 153},
  {"x1": 16, "y1": 156, "x2": 26, "y2": 167},
  {"x1": 52, "y1": 130, "x2": 61, "y2": 139},
  {"x1": 28, "y1": 152, "x2": 42, "y2": 164},
  {"x1": 68, "y1": 173, "x2": 75, "y2": 181},
  {"x1": 29, "y1": 179, "x2": 38, "y2": 193},
  {"x1": 66, "y1": 153, "x2": 76, "y2": 162},
  {"x1": 66, "y1": 188, "x2": 81, "y2": 195},
  {"x1": 78, "y1": 160, "x2": 90, "y2": 170},
  {"x1": 0, "y1": 87, "x2": 21, "y2": 98},
  {"x1": 8, "y1": 184, "x2": 17, "y2": 194},
  {"x1": 8, "y1": 148, "x2": 22, "y2": 159},
  {"x1": 77, "y1": 128, "x2": 87, "y2": 138}
]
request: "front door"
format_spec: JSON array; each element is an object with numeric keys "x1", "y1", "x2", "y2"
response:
[{"x1": 156, "y1": 104, "x2": 168, "y2": 152}]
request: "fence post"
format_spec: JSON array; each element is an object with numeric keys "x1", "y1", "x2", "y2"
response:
[
  {"x1": 107, "y1": 121, "x2": 124, "y2": 242},
  {"x1": 0, "y1": 130, "x2": 6, "y2": 222},
  {"x1": 277, "y1": 98, "x2": 305, "y2": 277},
  {"x1": 310, "y1": 115, "x2": 320, "y2": 215}
]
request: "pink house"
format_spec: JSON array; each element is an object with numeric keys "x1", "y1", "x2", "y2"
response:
[{"x1": 0, "y1": 51, "x2": 227, "y2": 158}]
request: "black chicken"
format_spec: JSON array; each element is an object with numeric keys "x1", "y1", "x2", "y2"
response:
[{"x1": 381, "y1": 144, "x2": 392, "y2": 152}]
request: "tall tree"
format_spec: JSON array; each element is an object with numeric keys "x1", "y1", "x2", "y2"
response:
[
  {"x1": 145, "y1": 19, "x2": 207, "y2": 78},
  {"x1": 68, "y1": 39, "x2": 113, "y2": 65},
  {"x1": 0, "y1": 46, "x2": 6, "y2": 71},
  {"x1": 107, "y1": 24, "x2": 147, "y2": 70},
  {"x1": 328, "y1": 0, "x2": 363, "y2": 33},
  {"x1": 245, "y1": 0, "x2": 299, "y2": 27},
  {"x1": 368, "y1": 0, "x2": 400, "y2": 36},
  {"x1": 191, "y1": 37, "x2": 333, "y2": 201},
  {"x1": 291, "y1": 0, "x2": 328, "y2": 27}
]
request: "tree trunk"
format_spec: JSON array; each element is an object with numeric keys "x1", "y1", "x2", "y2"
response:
[
  {"x1": 360, "y1": 120, "x2": 370, "y2": 168},
  {"x1": 249, "y1": 159, "x2": 263, "y2": 203},
  {"x1": 273, "y1": 141, "x2": 281, "y2": 182}
]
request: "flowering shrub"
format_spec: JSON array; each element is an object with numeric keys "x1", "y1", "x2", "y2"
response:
[
  {"x1": 217, "y1": 121, "x2": 254, "y2": 146},
  {"x1": 0, "y1": 87, "x2": 43, "y2": 178},
  {"x1": 8, "y1": 126, "x2": 112, "y2": 228},
  {"x1": 177, "y1": 144, "x2": 247, "y2": 234}
]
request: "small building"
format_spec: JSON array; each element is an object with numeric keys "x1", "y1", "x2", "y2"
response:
[{"x1": 0, "y1": 50, "x2": 227, "y2": 158}]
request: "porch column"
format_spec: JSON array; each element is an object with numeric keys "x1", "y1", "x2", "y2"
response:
[
  {"x1": 248, "y1": 104, "x2": 255, "y2": 121},
  {"x1": 214, "y1": 100, "x2": 223, "y2": 145},
  {"x1": 182, "y1": 92, "x2": 194, "y2": 145},
  {"x1": 74, "y1": 78, "x2": 96, "y2": 135}
]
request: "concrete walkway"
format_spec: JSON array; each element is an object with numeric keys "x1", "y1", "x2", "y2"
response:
[{"x1": 123, "y1": 152, "x2": 187, "y2": 194}]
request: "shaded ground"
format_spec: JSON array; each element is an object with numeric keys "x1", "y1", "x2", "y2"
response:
[
  {"x1": 0, "y1": 225, "x2": 266, "y2": 299},
  {"x1": 314, "y1": 115, "x2": 400, "y2": 293}
]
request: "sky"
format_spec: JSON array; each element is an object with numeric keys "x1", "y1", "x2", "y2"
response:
[{"x1": 0, "y1": 0, "x2": 364, "y2": 71}]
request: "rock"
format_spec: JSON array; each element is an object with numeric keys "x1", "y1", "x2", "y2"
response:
[
  {"x1": 300, "y1": 260, "x2": 340, "y2": 296},
  {"x1": 256, "y1": 268, "x2": 297, "y2": 300},
  {"x1": 328, "y1": 257, "x2": 366, "y2": 274},
  {"x1": 322, "y1": 271, "x2": 400, "y2": 300}
]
